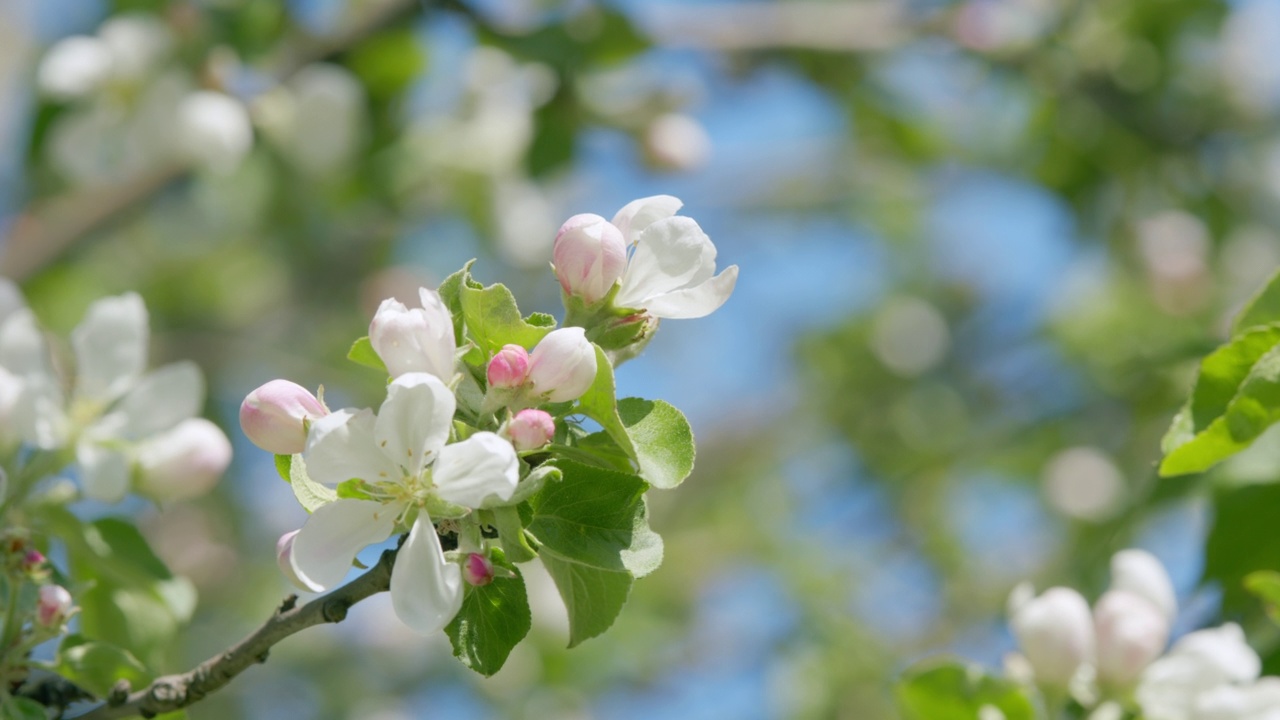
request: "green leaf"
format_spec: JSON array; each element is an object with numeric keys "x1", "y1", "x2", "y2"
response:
[
  {"x1": 538, "y1": 553, "x2": 633, "y2": 648},
  {"x1": 1206, "y1": 483, "x2": 1280, "y2": 615},
  {"x1": 1188, "y1": 325, "x2": 1280, "y2": 429},
  {"x1": 1246, "y1": 570, "x2": 1280, "y2": 625},
  {"x1": 1162, "y1": 343, "x2": 1280, "y2": 476},
  {"x1": 1234, "y1": 268, "x2": 1280, "y2": 335},
  {"x1": 77, "y1": 584, "x2": 181, "y2": 670},
  {"x1": 347, "y1": 28, "x2": 425, "y2": 101},
  {"x1": 77, "y1": 519, "x2": 171, "y2": 585},
  {"x1": 490, "y1": 506, "x2": 538, "y2": 563},
  {"x1": 56, "y1": 635, "x2": 151, "y2": 698},
  {"x1": 445, "y1": 550, "x2": 532, "y2": 676},
  {"x1": 459, "y1": 272, "x2": 555, "y2": 356},
  {"x1": 347, "y1": 336, "x2": 387, "y2": 373},
  {"x1": 526, "y1": 460, "x2": 662, "y2": 647},
  {"x1": 895, "y1": 660, "x2": 1036, "y2": 720},
  {"x1": 5, "y1": 697, "x2": 48, "y2": 720},
  {"x1": 618, "y1": 398, "x2": 695, "y2": 489},
  {"x1": 289, "y1": 454, "x2": 337, "y2": 512},
  {"x1": 274, "y1": 454, "x2": 292, "y2": 482},
  {"x1": 437, "y1": 260, "x2": 472, "y2": 345},
  {"x1": 572, "y1": 346, "x2": 637, "y2": 461}
]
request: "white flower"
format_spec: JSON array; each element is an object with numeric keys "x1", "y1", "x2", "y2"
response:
[
  {"x1": 1110, "y1": 549, "x2": 1178, "y2": 622},
  {"x1": 1010, "y1": 586, "x2": 1095, "y2": 688},
  {"x1": 1137, "y1": 623, "x2": 1262, "y2": 720},
  {"x1": 289, "y1": 373, "x2": 518, "y2": 634},
  {"x1": 369, "y1": 289, "x2": 456, "y2": 381},
  {"x1": 176, "y1": 90, "x2": 253, "y2": 174},
  {"x1": 0, "y1": 292, "x2": 223, "y2": 503},
  {"x1": 1094, "y1": 590, "x2": 1169, "y2": 689},
  {"x1": 37, "y1": 36, "x2": 112, "y2": 101},
  {"x1": 135, "y1": 418, "x2": 233, "y2": 502},
  {"x1": 611, "y1": 195, "x2": 738, "y2": 319}
]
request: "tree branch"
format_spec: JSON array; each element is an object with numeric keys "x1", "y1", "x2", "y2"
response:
[
  {"x1": 73, "y1": 548, "x2": 398, "y2": 720},
  {"x1": 0, "y1": 0, "x2": 422, "y2": 281}
]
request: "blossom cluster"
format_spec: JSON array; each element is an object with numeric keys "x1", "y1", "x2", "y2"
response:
[
  {"x1": 1009, "y1": 549, "x2": 1277, "y2": 719},
  {"x1": 239, "y1": 196, "x2": 735, "y2": 653}
]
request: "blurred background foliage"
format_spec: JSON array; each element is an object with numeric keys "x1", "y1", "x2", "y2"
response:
[{"x1": 4, "y1": 0, "x2": 1280, "y2": 717}]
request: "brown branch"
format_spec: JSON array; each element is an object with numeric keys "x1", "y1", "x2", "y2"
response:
[
  {"x1": 73, "y1": 548, "x2": 397, "y2": 720},
  {"x1": 0, "y1": 0, "x2": 422, "y2": 281}
]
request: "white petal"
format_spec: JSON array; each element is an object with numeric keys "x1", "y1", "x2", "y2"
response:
[
  {"x1": 615, "y1": 217, "x2": 717, "y2": 309},
  {"x1": 13, "y1": 375, "x2": 69, "y2": 449},
  {"x1": 112, "y1": 361, "x2": 204, "y2": 440},
  {"x1": 72, "y1": 293, "x2": 148, "y2": 404},
  {"x1": 0, "y1": 279, "x2": 25, "y2": 324},
  {"x1": 375, "y1": 373, "x2": 455, "y2": 477},
  {"x1": 1168, "y1": 623, "x2": 1260, "y2": 684},
  {"x1": 1110, "y1": 549, "x2": 1178, "y2": 622},
  {"x1": 0, "y1": 309, "x2": 52, "y2": 377},
  {"x1": 290, "y1": 499, "x2": 399, "y2": 591},
  {"x1": 433, "y1": 432, "x2": 519, "y2": 508},
  {"x1": 303, "y1": 408, "x2": 399, "y2": 486},
  {"x1": 390, "y1": 514, "x2": 463, "y2": 634},
  {"x1": 77, "y1": 441, "x2": 130, "y2": 503},
  {"x1": 640, "y1": 265, "x2": 738, "y2": 320},
  {"x1": 611, "y1": 195, "x2": 683, "y2": 245},
  {"x1": 135, "y1": 418, "x2": 232, "y2": 501}
]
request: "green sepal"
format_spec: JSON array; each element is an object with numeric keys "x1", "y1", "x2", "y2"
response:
[
  {"x1": 347, "y1": 336, "x2": 388, "y2": 373},
  {"x1": 274, "y1": 454, "x2": 292, "y2": 482},
  {"x1": 489, "y1": 505, "x2": 538, "y2": 563}
]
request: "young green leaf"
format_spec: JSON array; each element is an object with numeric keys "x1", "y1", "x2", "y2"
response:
[
  {"x1": 1233, "y1": 268, "x2": 1280, "y2": 335},
  {"x1": 436, "y1": 260, "x2": 473, "y2": 344},
  {"x1": 56, "y1": 635, "x2": 152, "y2": 697},
  {"x1": 618, "y1": 398, "x2": 695, "y2": 489},
  {"x1": 445, "y1": 550, "x2": 532, "y2": 676},
  {"x1": 572, "y1": 346, "x2": 637, "y2": 461},
  {"x1": 459, "y1": 272, "x2": 555, "y2": 356},
  {"x1": 347, "y1": 336, "x2": 388, "y2": 373},
  {"x1": 1245, "y1": 570, "x2": 1280, "y2": 625},
  {"x1": 895, "y1": 659, "x2": 1035, "y2": 720},
  {"x1": 1188, "y1": 324, "x2": 1280, "y2": 429}
]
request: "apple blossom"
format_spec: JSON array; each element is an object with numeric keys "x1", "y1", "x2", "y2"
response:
[
  {"x1": 276, "y1": 530, "x2": 307, "y2": 590},
  {"x1": 176, "y1": 90, "x2": 254, "y2": 174},
  {"x1": 527, "y1": 327, "x2": 596, "y2": 402},
  {"x1": 1137, "y1": 623, "x2": 1262, "y2": 720},
  {"x1": 37, "y1": 36, "x2": 112, "y2": 101},
  {"x1": 1111, "y1": 549, "x2": 1178, "y2": 622},
  {"x1": 369, "y1": 288, "x2": 456, "y2": 381},
  {"x1": 135, "y1": 417, "x2": 233, "y2": 502},
  {"x1": 611, "y1": 195, "x2": 738, "y2": 319},
  {"x1": 1009, "y1": 586, "x2": 1095, "y2": 688},
  {"x1": 287, "y1": 373, "x2": 517, "y2": 634},
  {"x1": 487, "y1": 344, "x2": 530, "y2": 389},
  {"x1": 553, "y1": 213, "x2": 626, "y2": 305},
  {"x1": 240, "y1": 379, "x2": 328, "y2": 455},
  {"x1": 1094, "y1": 590, "x2": 1169, "y2": 689},
  {"x1": 36, "y1": 584, "x2": 74, "y2": 627},
  {"x1": 506, "y1": 408, "x2": 554, "y2": 451}
]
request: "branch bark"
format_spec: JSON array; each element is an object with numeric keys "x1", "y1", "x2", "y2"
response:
[
  {"x1": 0, "y1": 0, "x2": 422, "y2": 281},
  {"x1": 73, "y1": 548, "x2": 397, "y2": 720}
]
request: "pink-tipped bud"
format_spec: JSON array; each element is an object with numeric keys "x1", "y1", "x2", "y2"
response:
[
  {"x1": 508, "y1": 409, "x2": 555, "y2": 451},
  {"x1": 240, "y1": 379, "x2": 327, "y2": 455},
  {"x1": 135, "y1": 418, "x2": 233, "y2": 502},
  {"x1": 276, "y1": 530, "x2": 308, "y2": 590},
  {"x1": 487, "y1": 344, "x2": 530, "y2": 389},
  {"x1": 553, "y1": 213, "x2": 627, "y2": 305},
  {"x1": 22, "y1": 549, "x2": 46, "y2": 572},
  {"x1": 36, "y1": 584, "x2": 73, "y2": 627},
  {"x1": 463, "y1": 553, "x2": 495, "y2": 587},
  {"x1": 527, "y1": 327, "x2": 598, "y2": 403}
]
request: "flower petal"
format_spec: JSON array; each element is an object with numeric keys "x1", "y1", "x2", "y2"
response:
[
  {"x1": 375, "y1": 373, "x2": 455, "y2": 477},
  {"x1": 304, "y1": 408, "x2": 399, "y2": 486},
  {"x1": 0, "y1": 308, "x2": 52, "y2": 377},
  {"x1": 13, "y1": 375, "x2": 69, "y2": 449},
  {"x1": 77, "y1": 441, "x2": 130, "y2": 503},
  {"x1": 390, "y1": 514, "x2": 463, "y2": 634},
  {"x1": 615, "y1": 217, "x2": 716, "y2": 309},
  {"x1": 112, "y1": 361, "x2": 204, "y2": 440},
  {"x1": 0, "y1": 280, "x2": 25, "y2": 325},
  {"x1": 433, "y1": 432, "x2": 519, "y2": 508},
  {"x1": 290, "y1": 498, "x2": 399, "y2": 591},
  {"x1": 640, "y1": 265, "x2": 738, "y2": 320},
  {"x1": 72, "y1": 293, "x2": 148, "y2": 404},
  {"x1": 611, "y1": 195, "x2": 683, "y2": 245}
]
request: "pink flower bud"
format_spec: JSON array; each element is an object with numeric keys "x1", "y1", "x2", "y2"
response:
[
  {"x1": 1094, "y1": 590, "x2": 1169, "y2": 689},
  {"x1": 553, "y1": 213, "x2": 626, "y2": 305},
  {"x1": 240, "y1": 379, "x2": 327, "y2": 455},
  {"x1": 22, "y1": 549, "x2": 46, "y2": 572},
  {"x1": 487, "y1": 344, "x2": 530, "y2": 389},
  {"x1": 527, "y1": 328, "x2": 597, "y2": 403},
  {"x1": 463, "y1": 553, "x2": 494, "y2": 587},
  {"x1": 37, "y1": 584, "x2": 73, "y2": 627},
  {"x1": 276, "y1": 530, "x2": 309, "y2": 590},
  {"x1": 135, "y1": 418, "x2": 232, "y2": 502},
  {"x1": 508, "y1": 409, "x2": 554, "y2": 451}
]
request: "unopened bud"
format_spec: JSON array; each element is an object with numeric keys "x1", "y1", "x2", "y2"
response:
[
  {"x1": 527, "y1": 328, "x2": 597, "y2": 403},
  {"x1": 463, "y1": 553, "x2": 494, "y2": 587},
  {"x1": 22, "y1": 549, "x2": 46, "y2": 573},
  {"x1": 553, "y1": 214, "x2": 626, "y2": 305},
  {"x1": 37, "y1": 584, "x2": 73, "y2": 627},
  {"x1": 1109, "y1": 549, "x2": 1177, "y2": 623},
  {"x1": 276, "y1": 530, "x2": 308, "y2": 590},
  {"x1": 508, "y1": 409, "x2": 554, "y2": 451},
  {"x1": 135, "y1": 418, "x2": 232, "y2": 502},
  {"x1": 1010, "y1": 587, "x2": 1095, "y2": 689},
  {"x1": 240, "y1": 379, "x2": 327, "y2": 455},
  {"x1": 1094, "y1": 590, "x2": 1169, "y2": 689},
  {"x1": 487, "y1": 345, "x2": 530, "y2": 389}
]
